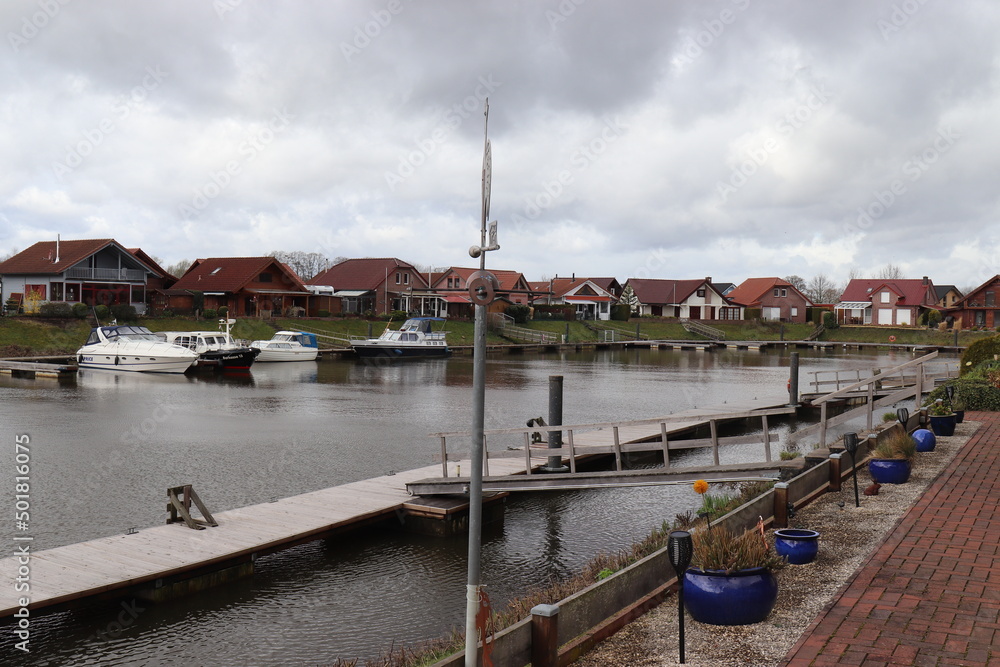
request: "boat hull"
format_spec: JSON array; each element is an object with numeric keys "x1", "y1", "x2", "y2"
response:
[
  {"x1": 197, "y1": 347, "x2": 260, "y2": 371},
  {"x1": 77, "y1": 353, "x2": 195, "y2": 374},
  {"x1": 253, "y1": 348, "x2": 319, "y2": 362}
]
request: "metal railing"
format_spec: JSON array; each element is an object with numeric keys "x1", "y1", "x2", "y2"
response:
[
  {"x1": 681, "y1": 319, "x2": 726, "y2": 340},
  {"x1": 488, "y1": 313, "x2": 559, "y2": 344},
  {"x1": 64, "y1": 267, "x2": 145, "y2": 281},
  {"x1": 587, "y1": 321, "x2": 649, "y2": 341}
]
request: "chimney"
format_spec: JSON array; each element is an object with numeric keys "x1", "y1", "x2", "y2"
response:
[
  {"x1": 706, "y1": 276, "x2": 712, "y2": 284},
  {"x1": 572, "y1": 272, "x2": 575, "y2": 281},
  {"x1": 55, "y1": 234, "x2": 60, "y2": 264},
  {"x1": 922, "y1": 276, "x2": 928, "y2": 285}
]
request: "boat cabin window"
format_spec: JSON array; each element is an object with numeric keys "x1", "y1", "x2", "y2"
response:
[
  {"x1": 86, "y1": 330, "x2": 101, "y2": 345},
  {"x1": 102, "y1": 326, "x2": 159, "y2": 341}
]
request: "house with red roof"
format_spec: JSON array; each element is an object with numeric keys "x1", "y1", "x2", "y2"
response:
[
  {"x1": 307, "y1": 258, "x2": 430, "y2": 316},
  {"x1": 432, "y1": 267, "x2": 531, "y2": 318},
  {"x1": 945, "y1": 275, "x2": 1000, "y2": 329},
  {"x1": 623, "y1": 277, "x2": 741, "y2": 320},
  {"x1": 531, "y1": 276, "x2": 618, "y2": 320},
  {"x1": 727, "y1": 278, "x2": 813, "y2": 323},
  {"x1": 167, "y1": 257, "x2": 311, "y2": 317},
  {"x1": 0, "y1": 238, "x2": 166, "y2": 315},
  {"x1": 834, "y1": 277, "x2": 938, "y2": 325}
]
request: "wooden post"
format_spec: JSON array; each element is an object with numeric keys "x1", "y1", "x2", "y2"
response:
[
  {"x1": 530, "y1": 604, "x2": 559, "y2": 667},
  {"x1": 866, "y1": 381, "x2": 875, "y2": 431},
  {"x1": 612, "y1": 426, "x2": 623, "y2": 471},
  {"x1": 710, "y1": 419, "x2": 720, "y2": 466},
  {"x1": 567, "y1": 429, "x2": 577, "y2": 474},
  {"x1": 482, "y1": 434, "x2": 490, "y2": 477},
  {"x1": 660, "y1": 422, "x2": 670, "y2": 468},
  {"x1": 440, "y1": 436, "x2": 449, "y2": 478},
  {"x1": 523, "y1": 432, "x2": 532, "y2": 475},
  {"x1": 828, "y1": 453, "x2": 842, "y2": 492},
  {"x1": 819, "y1": 402, "x2": 828, "y2": 448},
  {"x1": 914, "y1": 363, "x2": 923, "y2": 412},
  {"x1": 773, "y1": 483, "x2": 789, "y2": 529},
  {"x1": 761, "y1": 414, "x2": 772, "y2": 462}
]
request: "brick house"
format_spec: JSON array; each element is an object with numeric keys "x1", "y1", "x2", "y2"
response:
[
  {"x1": 432, "y1": 267, "x2": 532, "y2": 319},
  {"x1": 167, "y1": 257, "x2": 312, "y2": 317},
  {"x1": 530, "y1": 276, "x2": 618, "y2": 320},
  {"x1": 946, "y1": 275, "x2": 1000, "y2": 329},
  {"x1": 834, "y1": 277, "x2": 938, "y2": 326},
  {"x1": 726, "y1": 278, "x2": 813, "y2": 322},
  {"x1": 0, "y1": 238, "x2": 165, "y2": 314},
  {"x1": 308, "y1": 258, "x2": 429, "y2": 316}
]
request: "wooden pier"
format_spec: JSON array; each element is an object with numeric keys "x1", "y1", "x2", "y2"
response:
[{"x1": 0, "y1": 359, "x2": 77, "y2": 379}]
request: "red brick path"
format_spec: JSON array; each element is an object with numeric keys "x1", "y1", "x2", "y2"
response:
[{"x1": 781, "y1": 412, "x2": 1000, "y2": 666}]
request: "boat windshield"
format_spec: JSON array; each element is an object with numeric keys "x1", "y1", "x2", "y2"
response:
[{"x1": 102, "y1": 326, "x2": 160, "y2": 341}]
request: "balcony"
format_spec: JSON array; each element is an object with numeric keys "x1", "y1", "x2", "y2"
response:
[{"x1": 64, "y1": 267, "x2": 146, "y2": 282}]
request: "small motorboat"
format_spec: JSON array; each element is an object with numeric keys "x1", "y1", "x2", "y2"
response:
[
  {"x1": 250, "y1": 331, "x2": 319, "y2": 362},
  {"x1": 157, "y1": 319, "x2": 260, "y2": 371},
  {"x1": 76, "y1": 325, "x2": 198, "y2": 374},
  {"x1": 350, "y1": 317, "x2": 450, "y2": 359}
]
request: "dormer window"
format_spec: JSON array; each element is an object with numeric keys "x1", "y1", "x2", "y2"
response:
[{"x1": 881, "y1": 291, "x2": 890, "y2": 303}]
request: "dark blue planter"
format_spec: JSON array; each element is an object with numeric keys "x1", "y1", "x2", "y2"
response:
[
  {"x1": 955, "y1": 410, "x2": 965, "y2": 424},
  {"x1": 929, "y1": 414, "x2": 956, "y2": 437},
  {"x1": 774, "y1": 529, "x2": 820, "y2": 564},
  {"x1": 868, "y1": 458, "x2": 911, "y2": 484},
  {"x1": 683, "y1": 567, "x2": 778, "y2": 625},
  {"x1": 912, "y1": 428, "x2": 936, "y2": 452}
]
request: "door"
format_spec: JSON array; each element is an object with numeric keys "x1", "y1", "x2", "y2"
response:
[{"x1": 689, "y1": 306, "x2": 701, "y2": 319}]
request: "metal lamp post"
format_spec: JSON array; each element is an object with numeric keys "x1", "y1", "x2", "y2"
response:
[
  {"x1": 668, "y1": 530, "x2": 693, "y2": 664},
  {"x1": 843, "y1": 432, "x2": 860, "y2": 508},
  {"x1": 464, "y1": 99, "x2": 500, "y2": 667}
]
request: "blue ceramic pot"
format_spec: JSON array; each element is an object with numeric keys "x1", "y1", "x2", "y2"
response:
[
  {"x1": 683, "y1": 567, "x2": 778, "y2": 625},
  {"x1": 774, "y1": 528, "x2": 820, "y2": 564},
  {"x1": 912, "y1": 428, "x2": 936, "y2": 452},
  {"x1": 868, "y1": 458, "x2": 911, "y2": 484},
  {"x1": 954, "y1": 410, "x2": 965, "y2": 424},
  {"x1": 929, "y1": 414, "x2": 956, "y2": 437}
]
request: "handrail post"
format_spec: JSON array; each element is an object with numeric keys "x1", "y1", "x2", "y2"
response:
[
  {"x1": 530, "y1": 604, "x2": 560, "y2": 667},
  {"x1": 660, "y1": 422, "x2": 670, "y2": 468},
  {"x1": 819, "y1": 402, "x2": 828, "y2": 448},
  {"x1": 710, "y1": 419, "x2": 720, "y2": 466},
  {"x1": 523, "y1": 432, "x2": 533, "y2": 475},
  {"x1": 440, "y1": 436, "x2": 449, "y2": 478},
  {"x1": 761, "y1": 414, "x2": 772, "y2": 462},
  {"x1": 773, "y1": 483, "x2": 789, "y2": 529},
  {"x1": 829, "y1": 452, "x2": 842, "y2": 491},
  {"x1": 612, "y1": 426, "x2": 622, "y2": 471},
  {"x1": 567, "y1": 429, "x2": 577, "y2": 473},
  {"x1": 914, "y1": 363, "x2": 924, "y2": 411},
  {"x1": 866, "y1": 381, "x2": 875, "y2": 430}
]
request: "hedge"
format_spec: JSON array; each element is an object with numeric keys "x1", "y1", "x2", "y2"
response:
[{"x1": 960, "y1": 335, "x2": 1000, "y2": 376}]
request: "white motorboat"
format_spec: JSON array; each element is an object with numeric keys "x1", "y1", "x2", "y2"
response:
[
  {"x1": 76, "y1": 325, "x2": 198, "y2": 374},
  {"x1": 350, "y1": 317, "x2": 450, "y2": 359},
  {"x1": 250, "y1": 331, "x2": 319, "y2": 362},
  {"x1": 156, "y1": 319, "x2": 260, "y2": 371}
]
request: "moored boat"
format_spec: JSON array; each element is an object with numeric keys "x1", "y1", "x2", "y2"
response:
[
  {"x1": 76, "y1": 325, "x2": 198, "y2": 374},
  {"x1": 350, "y1": 317, "x2": 450, "y2": 359},
  {"x1": 250, "y1": 331, "x2": 319, "y2": 362},
  {"x1": 156, "y1": 320, "x2": 260, "y2": 371}
]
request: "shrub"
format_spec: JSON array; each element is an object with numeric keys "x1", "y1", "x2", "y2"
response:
[
  {"x1": 217, "y1": 306, "x2": 229, "y2": 317},
  {"x1": 960, "y1": 334, "x2": 1000, "y2": 376},
  {"x1": 610, "y1": 304, "x2": 631, "y2": 321},
  {"x1": 94, "y1": 304, "x2": 110, "y2": 321},
  {"x1": 822, "y1": 311, "x2": 839, "y2": 329},
  {"x1": 110, "y1": 304, "x2": 137, "y2": 323},
  {"x1": 71, "y1": 302, "x2": 90, "y2": 318},
  {"x1": 202, "y1": 308, "x2": 217, "y2": 320},
  {"x1": 388, "y1": 310, "x2": 408, "y2": 322},
  {"x1": 161, "y1": 309, "x2": 174, "y2": 317},
  {"x1": 38, "y1": 301, "x2": 73, "y2": 317},
  {"x1": 924, "y1": 309, "x2": 943, "y2": 327},
  {"x1": 505, "y1": 304, "x2": 531, "y2": 323},
  {"x1": 317, "y1": 309, "x2": 331, "y2": 318}
]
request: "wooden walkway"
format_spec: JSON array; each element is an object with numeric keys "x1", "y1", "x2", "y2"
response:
[
  {"x1": 0, "y1": 359, "x2": 77, "y2": 379},
  {"x1": 0, "y1": 399, "x2": 791, "y2": 619}
]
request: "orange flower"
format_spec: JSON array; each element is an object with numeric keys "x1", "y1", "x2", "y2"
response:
[{"x1": 693, "y1": 479, "x2": 709, "y2": 495}]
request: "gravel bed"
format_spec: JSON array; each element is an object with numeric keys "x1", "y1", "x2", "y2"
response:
[{"x1": 573, "y1": 421, "x2": 975, "y2": 667}]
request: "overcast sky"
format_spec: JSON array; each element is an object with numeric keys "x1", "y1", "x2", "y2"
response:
[{"x1": 2, "y1": 1, "x2": 998, "y2": 289}]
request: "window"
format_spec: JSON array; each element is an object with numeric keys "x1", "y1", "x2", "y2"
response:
[
  {"x1": 395, "y1": 272, "x2": 401, "y2": 285},
  {"x1": 211, "y1": 267, "x2": 223, "y2": 275},
  {"x1": 65, "y1": 283, "x2": 80, "y2": 302},
  {"x1": 773, "y1": 289, "x2": 780, "y2": 297},
  {"x1": 258, "y1": 273, "x2": 272, "y2": 283},
  {"x1": 50, "y1": 282, "x2": 64, "y2": 301},
  {"x1": 403, "y1": 273, "x2": 409, "y2": 285},
  {"x1": 25, "y1": 284, "x2": 47, "y2": 299},
  {"x1": 781, "y1": 289, "x2": 787, "y2": 298},
  {"x1": 791, "y1": 307, "x2": 798, "y2": 317},
  {"x1": 986, "y1": 291, "x2": 995, "y2": 307},
  {"x1": 696, "y1": 288, "x2": 706, "y2": 297},
  {"x1": 881, "y1": 291, "x2": 890, "y2": 303}
]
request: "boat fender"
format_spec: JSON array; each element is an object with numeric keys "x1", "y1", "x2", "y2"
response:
[
  {"x1": 78, "y1": 355, "x2": 84, "y2": 364},
  {"x1": 114, "y1": 356, "x2": 120, "y2": 366}
]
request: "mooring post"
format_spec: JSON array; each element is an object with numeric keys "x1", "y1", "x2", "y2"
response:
[
  {"x1": 530, "y1": 604, "x2": 559, "y2": 667},
  {"x1": 788, "y1": 352, "x2": 799, "y2": 406},
  {"x1": 543, "y1": 375, "x2": 568, "y2": 472},
  {"x1": 773, "y1": 483, "x2": 789, "y2": 528},
  {"x1": 828, "y1": 453, "x2": 842, "y2": 492}
]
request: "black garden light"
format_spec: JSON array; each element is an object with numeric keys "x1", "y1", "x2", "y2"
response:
[
  {"x1": 945, "y1": 384, "x2": 956, "y2": 402},
  {"x1": 843, "y1": 432, "x2": 861, "y2": 508},
  {"x1": 896, "y1": 407, "x2": 910, "y2": 426},
  {"x1": 668, "y1": 530, "x2": 693, "y2": 664}
]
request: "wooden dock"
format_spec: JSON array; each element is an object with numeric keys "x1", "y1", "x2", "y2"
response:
[
  {"x1": 0, "y1": 359, "x2": 77, "y2": 379},
  {"x1": 0, "y1": 400, "x2": 796, "y2": 619}
]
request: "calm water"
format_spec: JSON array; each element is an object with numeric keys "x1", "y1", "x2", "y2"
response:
[{"x1": 0, "y1": 346, "x2": 948, "y2": 665}]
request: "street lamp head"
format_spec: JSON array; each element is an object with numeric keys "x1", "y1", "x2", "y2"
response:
[{"x1": 469, "y1": 245, "x2": 482, "y2": 258}]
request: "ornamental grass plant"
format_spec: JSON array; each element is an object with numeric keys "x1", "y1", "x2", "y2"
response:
[
  {"x1": 872, "y1": 427, "x2": 916, "y2": 461},
  {"x1": 689, "y1": 526, "x2": 787, "y2": 574}
]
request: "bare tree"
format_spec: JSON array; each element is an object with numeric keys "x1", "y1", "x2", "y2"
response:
[
  {"x1": 164, "y1": 259, "x2": 193, "y2": 278},
  {"x1": 805, "y1": 274, "x2": 843, "y2": 304},
  {"x1": 875, "y1": 263, "x2": 904, "y2": 280},
  {"x1": 269, "y1": 251, "x2": 333, "y2": 281},
  {"x1": 784, "y1": 275, "x2": 807, "y2": 292}
]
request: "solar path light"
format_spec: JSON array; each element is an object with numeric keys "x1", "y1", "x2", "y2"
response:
[
  {"x1": 668, "y1": 530, "x2": 693, "y2": 664},
  {"x1": 843, "y1": 432, "x2": 861, "y2": 508},
  {"x1": 896, "y1": 407, "x2": 909, "y2": 426}
]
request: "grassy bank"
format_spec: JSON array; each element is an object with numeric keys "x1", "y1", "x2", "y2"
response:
[{"x1": 0, "y1": 314, "x2": 990, "y2": 357}]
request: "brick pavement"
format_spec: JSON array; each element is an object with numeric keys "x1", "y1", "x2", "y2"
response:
[{"x1": 781, "y1": 412, "x2": 1000, "y2": 666}]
